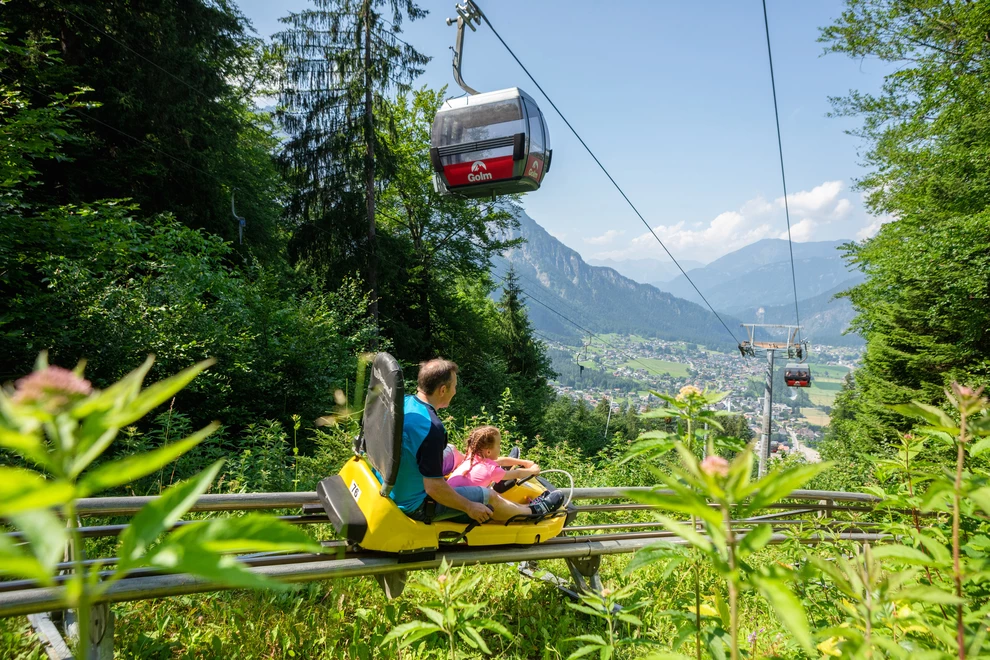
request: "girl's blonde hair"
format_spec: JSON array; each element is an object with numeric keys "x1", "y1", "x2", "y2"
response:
[{"x1": 464, "y1": 425, "x2": 501, "y2": 462}]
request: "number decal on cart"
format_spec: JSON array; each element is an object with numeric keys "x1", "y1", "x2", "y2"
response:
[{"x1": 349, "y1": 480, "x2": 361, "y2": 501}]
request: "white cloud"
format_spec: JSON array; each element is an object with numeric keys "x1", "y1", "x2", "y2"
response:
[
  {"x1": 855, "y1": 214, "x2": 895, "y2": 240},
  {"x1": 781, "y1": 180, "x2": 843, "y2": 214},
  {"x1": 589, "y1": 180, "x2": 874, "y2": 263},
  {"x1": 584, "y1": 229, "x2": 624, "y2": 245},
  {"x1": 780, "y1": 218, "x2": 817, "y2": 242},
  {"x1": 832, "y1": 198, "x2": 852, "y2": 218}
]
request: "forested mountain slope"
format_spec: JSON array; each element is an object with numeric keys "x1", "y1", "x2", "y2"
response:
[
  {"x1": 656, "y1": 239, "x2": 861, "y2": 312},
  {"x1": 494, "y1": 213, "x2": 741, "y2": 351}
]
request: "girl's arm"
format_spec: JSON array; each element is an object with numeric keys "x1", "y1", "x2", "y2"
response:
[
  {"x1": 502, "y1": 465, "x2": 540, "y2": 481},
  {"x1": 496, "y1": 457, "x2": 535, "y2": 468}
]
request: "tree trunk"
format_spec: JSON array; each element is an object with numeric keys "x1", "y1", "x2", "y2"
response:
[{"x1": 363, "y1": 1, "x2": 379, "y2": 347}]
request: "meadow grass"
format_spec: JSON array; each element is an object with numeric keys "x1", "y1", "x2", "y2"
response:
[
  {"x1": 1, "y1": 548, "x2": 801, "y2": 659},
  {"x1": 799, "y1": 407, "x2": 830, "y2": 427}
]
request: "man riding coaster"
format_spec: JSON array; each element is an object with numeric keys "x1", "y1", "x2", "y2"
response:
[{"x1": 386, "y1": 358, "x2": 565, "y2": 525}]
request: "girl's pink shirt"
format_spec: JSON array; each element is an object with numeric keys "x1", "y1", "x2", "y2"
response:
[{"x1": 446, "y1": 456, "x2": 506, "y2": 488}]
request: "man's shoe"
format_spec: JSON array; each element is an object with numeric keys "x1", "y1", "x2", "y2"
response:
[{"x1": 529, "y1": 490, "x2": 564, "y2": 516}]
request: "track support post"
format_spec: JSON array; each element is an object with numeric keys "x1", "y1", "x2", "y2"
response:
[
  {"x1": 64, "y1": 602, "x2": 114, "y2": 660},
  {"x1": 375, "y1": 571, "x2": 408, "y2": 599},
  {"x1": 565, "y1": 555, "x2": 603, "y2": 595}
]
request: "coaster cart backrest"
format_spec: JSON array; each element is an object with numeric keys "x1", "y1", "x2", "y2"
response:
[{"x1": 317, "y1": 352, "x2": 568, "y2": 556}]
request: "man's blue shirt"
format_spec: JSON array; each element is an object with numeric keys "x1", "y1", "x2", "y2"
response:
[{"x1": 386, "y1": 394, "x2": 447, "y2": 511}]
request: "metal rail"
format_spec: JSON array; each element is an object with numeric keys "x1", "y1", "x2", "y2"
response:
[
  {"x1": 69, "y1": 488, "x2": 879, "y2": 516},
  {"x1": 0, "y1": 532, "x2": 887, "y2": 618}
]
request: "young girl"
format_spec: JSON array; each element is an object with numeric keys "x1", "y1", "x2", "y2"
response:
[{"x1": 446, "y1": 425, "x2": 540, "y2": 489}]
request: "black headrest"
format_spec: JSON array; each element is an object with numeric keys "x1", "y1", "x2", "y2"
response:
[{"x1": 360, "y1": 353, "x2": 404, "y2": 496}]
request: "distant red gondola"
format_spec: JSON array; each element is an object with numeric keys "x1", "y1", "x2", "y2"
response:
[{"x1": 783, "y1": 363, "x2": 811, "y2": 388}]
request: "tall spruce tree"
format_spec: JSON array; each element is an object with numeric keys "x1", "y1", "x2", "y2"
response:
[
  {"x1": 496, "y1": 266, "x2": 555, "y2": 436},
  {"x1": 274, "y1": 0, "x2": 428, "y2": 330}
]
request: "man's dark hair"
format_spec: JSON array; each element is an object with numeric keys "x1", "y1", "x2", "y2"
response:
[{"x1": 418, "y1": 358, "x2": 459, "y2": 395}]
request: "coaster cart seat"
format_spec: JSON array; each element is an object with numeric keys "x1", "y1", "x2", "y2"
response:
[{"x1": 317, "y1": 353, "x2": 568, "y2": 556}]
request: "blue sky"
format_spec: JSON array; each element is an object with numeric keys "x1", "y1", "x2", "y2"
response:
[{"x1": 238, "y1": 0, "x2": 892, "y2": 265}]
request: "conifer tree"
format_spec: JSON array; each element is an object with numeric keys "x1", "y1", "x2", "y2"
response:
[
  {"x1": 496, "y1": 266, "x2": 555, "y2": 436},
  {"x1": 275, "y1": 0, "x2": 429, "y2": 330}
]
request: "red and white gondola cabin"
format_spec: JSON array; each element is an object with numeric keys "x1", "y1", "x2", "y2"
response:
[
  {"x1": 430, "y1": 87, "x2": 551, "y2": 199},
  {"x1": 783, "y1": 363, "x2": 811, "y2": 388}
]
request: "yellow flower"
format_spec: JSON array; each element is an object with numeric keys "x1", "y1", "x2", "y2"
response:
[
  {"x1": 676, "y1": 385, "x2": 702, "y2": 401},
  {"x1": 817, "y1": 636, "x2": 843, "y2": 657},
  {"x1": 691, "y1": 603, "x2": 719, "y2": 617}
]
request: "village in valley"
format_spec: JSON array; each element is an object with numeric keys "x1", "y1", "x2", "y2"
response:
[{"x1": 545, "y1": 334, "x2": 860, "y2": 460}]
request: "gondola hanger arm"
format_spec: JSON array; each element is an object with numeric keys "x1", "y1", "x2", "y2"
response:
[{"x1": 446, "y1": 1, "x2": 483, "y2": 95}]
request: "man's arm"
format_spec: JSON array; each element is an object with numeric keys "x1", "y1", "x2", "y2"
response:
[{"x1": 423, "y1": 478, "x2": 491, "y2": 523}]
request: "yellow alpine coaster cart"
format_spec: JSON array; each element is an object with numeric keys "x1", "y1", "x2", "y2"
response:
[{"x1": 317, "y1": 353, "x2": 569, "y2": 557}]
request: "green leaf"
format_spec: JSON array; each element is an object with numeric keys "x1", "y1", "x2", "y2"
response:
[
  {"x1": 651, "y1": 514, "x2": 712, "y2": 552},
  {"x1": 632, "y1": 482, "x2": 724, "y2": 530},
  {"x1": 416, "y1": 606, "x2": 446, "y2": 628},
  {"x1": 0, "y1": 532, "x2": 51, "y2": 585},
  {"x1": 970, "y1": 487, "x2": 990, "y2": 517},
  {"x1": 753, "y1": 576, "x2": 813, "y2": 654},
  {"x1": 0, "y1": 468, "x2": 74, "y2": 516},
  {"x1": 473, "y1": 619, "x2": 513, "y2": 639},
  {"x1": 737, "y1": 524, "x2": 773, "y2": 559},
  {"x1": 890, "y1": 401, "x2": 957, "y2": 431},
  {"x1": 626, "y1": 541, "x2": 685, "y2": 574},
  {"x1": 566, "y1": 646, "x2": 603, "y2": 660},
  {"x1": 970, "y1": 437, "x2": 990, "y2": 457},
  {"x1": 567, "y1": 603, "x2": 606, "y2": 618},
  {"x1": 615, "y1": 612, "x2": 643, "y2": 626},
  {"x1": 0, "y1": 428, "x2": 51, "y2": 470},
  {"x1": 382, "y1": 621, "x2": 441, "y2": 648},
  {"x1": 117, "y1": 461, "x2": 222, "y2": 569},
  {"x1": 77, "y1": 422, "x2": 219, "y2": 495},
  {"x1": 567, "y1": 635, "x2": 608, "y2": 645},
  {"x1": 462, "y1": 626, "x2": 491, "y2": 654},
  {"x1": 746, "y1": 462, "x2": 832, "y2": 512},
  {"x1": 871, "y1": 544, "x2": 931, "y2": 565},
  {"x1": 897, "y1": 586, "x2": 964, "y2": 605},
  {"x1": 9, "y1": 510, "x2": 66, "y2": 579},
  {"x1": 620, "y1": 434, "x2": 675, "y2": 465},
  {"x1": 108, "y1": 359, "x2": 214, "y2": 428},
  {"x1": 159, "y1": 514, "x2": 322, "y2": 555},
  {"x1": 71, "y1": 356, "x2": 154, "y2": 420},
  {"x1": 145, "y1": 543, "x2": 286, "y2": 590}
]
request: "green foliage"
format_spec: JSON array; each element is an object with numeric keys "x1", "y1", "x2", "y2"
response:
[
  {"x1": 1, "y1": 205, "x2": 375, "y2": 428},
  {"x1": 565, "y1": 582, "x2": 650, "y2": 660},
  {"x1": 383, "y1": 558, "x2": 514, "y2": 659},
  {"x1": 625, "y1": 385, "x2": 826, "y2": 659},
  {"x1": 821, "y1": 0, "x2": 990, "y2": 465},
  {"x1": 0, "y1": 355, "x2": 322, "y2": 656},
  {"x1": 1, "y1": 0, "x2": 285, "y2": 253}
]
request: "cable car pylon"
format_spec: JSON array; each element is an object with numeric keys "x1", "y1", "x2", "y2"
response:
[{"x1": 738, "y1": 323, "x2": 810, "y2": 477}]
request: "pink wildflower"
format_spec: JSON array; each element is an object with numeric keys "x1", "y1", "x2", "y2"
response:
[
  {"x1": 12, "y1": 366, "x2": 92, "y2": 413},
  {"x1": 700, "y1": 455, "x2": 729, "y2": 478}
]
